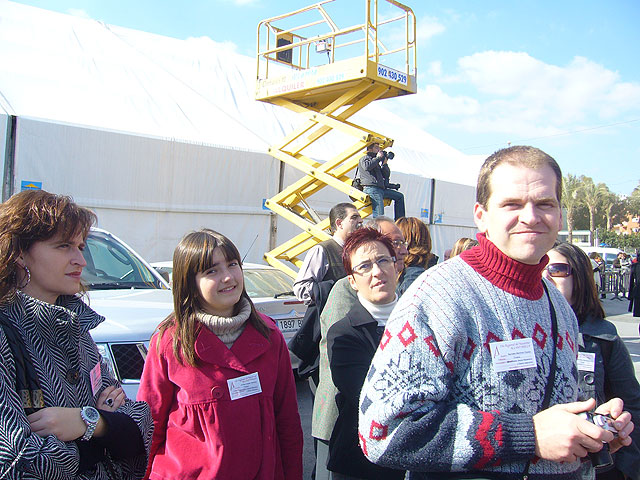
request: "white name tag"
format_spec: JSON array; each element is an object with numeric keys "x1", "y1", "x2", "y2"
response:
[
  {"x1": 577, "y1": 352, "x2": 596, "y2": 372},
  {"x1": 227, "y1": 372, "x2": 262, "y2": 401},
  {"x1": 89, "y1": 361, "x2": 101, "y2": 396},
  {"x1": 490, "y1": 338, "x2": 537, "y2": 373}
]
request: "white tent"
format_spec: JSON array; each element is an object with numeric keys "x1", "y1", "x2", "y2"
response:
[{"x1": 0, "y1": 0, "x2": 481, "y2": 264}]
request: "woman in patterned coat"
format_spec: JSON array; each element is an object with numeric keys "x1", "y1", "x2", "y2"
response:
[{"x1": 0, "y1": 190, "x2": 153, "y2": 479}]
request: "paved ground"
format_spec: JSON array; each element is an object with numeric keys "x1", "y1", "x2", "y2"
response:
[
  {"x1": 295, "y1": 295, "x2": 640, "y2": 479},
  {"x1": 602, "y1": 295, "x2": 640, "y2": 378}
]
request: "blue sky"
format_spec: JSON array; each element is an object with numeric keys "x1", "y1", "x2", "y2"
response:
[{"x1": 12, "y1": 0, "x2": 640, "y2": 195}]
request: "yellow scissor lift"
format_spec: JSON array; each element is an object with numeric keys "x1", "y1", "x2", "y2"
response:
[{"x1": 256, "y1": 0, "x2": 416, "y2": 277}]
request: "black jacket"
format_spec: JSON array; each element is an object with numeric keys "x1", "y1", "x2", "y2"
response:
[
  {"x1": 578, "y1": 315, "x2": 640, "y2": 479},
  {"x1": 326, "y1": 301, "x2": 405, "y2": 479}
]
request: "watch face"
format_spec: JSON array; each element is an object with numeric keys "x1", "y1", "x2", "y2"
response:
[{"x1": 83, "y1": 406, "x2": 100, "y2": 423}]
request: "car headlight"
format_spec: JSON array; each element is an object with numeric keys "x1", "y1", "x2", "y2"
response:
[{"x1": 96, "y1": 343, "x2": 118, "y2": 380}]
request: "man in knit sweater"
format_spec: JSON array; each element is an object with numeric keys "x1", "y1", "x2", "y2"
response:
[{"x1": 358, "y1": 146, "x2": 634, "y2": 479}]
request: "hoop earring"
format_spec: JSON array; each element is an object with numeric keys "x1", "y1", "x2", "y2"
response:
[{"x1": 18, "y1": 265, "x2": 30, "y2": 289}]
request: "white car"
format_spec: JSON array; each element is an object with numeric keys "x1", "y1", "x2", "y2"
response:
[
  {"x1": 151, "y1": 261, "x2": 306, "y2": 349},
  {"x1": 84, "y1": 232, "x2": 306, "y2": 399},
  {"x1": 83, "y1": 228, "x2": 173, "y2": 399}
]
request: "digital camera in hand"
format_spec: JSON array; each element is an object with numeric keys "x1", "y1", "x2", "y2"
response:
[
  {"x1": 579, "y1": 412, "x2": 617, "y2": 469},
  {"x1": 379, "y1": 150, "x2": 395, "y2": 160}
]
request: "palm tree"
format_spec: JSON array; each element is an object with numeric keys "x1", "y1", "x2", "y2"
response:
[
  {"x1": 562, "y1": 174, "x2": 582, "y2": 243},
  {"x1": 600, "y1": 190, "x2": 619, "y2": 230},
  {"x1": 580, "y1": 176, "x2": 608, "y2": 246}
]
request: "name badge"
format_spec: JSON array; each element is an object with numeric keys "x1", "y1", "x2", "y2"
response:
[
  {"x1": 490, "y1": 338, "x2": 537, "y2": 373},
  {"x1": 577, "y1": 352, "x2": 596, "y2": 372},
  {"x1": 89, "y1": 362, "x2": 102, "y2": 396},
  {"x1": 227, "y1": 372, "x2": 262, "y2": 401}
]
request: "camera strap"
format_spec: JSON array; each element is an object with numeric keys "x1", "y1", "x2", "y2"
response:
[{"x1": 522, "y1": 282, "x2": 558, "y2": 480}]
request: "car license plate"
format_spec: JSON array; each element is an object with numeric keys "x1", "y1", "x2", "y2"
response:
[{"x1": 277, "y1": 318, "x2": 303, "y2": 333}]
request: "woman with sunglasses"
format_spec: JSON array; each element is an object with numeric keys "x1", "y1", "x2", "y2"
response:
[
  {"x1": 545, "y1": 242, "x2": 640, "y2": 480},
  {"x1": 324, "y1": 227, "x2": 405, "y2": 479}
]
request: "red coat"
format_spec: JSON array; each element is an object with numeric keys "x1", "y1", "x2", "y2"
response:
[{"x1": 138, "y1": 314, "x2": 303, "y2": 479}]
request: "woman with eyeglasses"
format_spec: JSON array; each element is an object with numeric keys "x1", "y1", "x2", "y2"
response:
[
  {"x1": 545, "y1": 242, "x2": 640, "y2": 480},
  {"x1": 324, "y1": 228, "x2": 405, "y2": 479}
]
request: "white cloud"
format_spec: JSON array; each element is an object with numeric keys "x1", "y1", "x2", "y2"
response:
[
  {"x1": 66, "y1": 8, "x2": 91, "y2": 19},
  {"x1": 427, "y1": 61, "x2": 442, "y2": 77},
  {"x1": 415, "y1": 16, "x2": 445, "y2": 43},
  {"x1": 400, "y1": 51, "x2": 640, "y2": 138}
]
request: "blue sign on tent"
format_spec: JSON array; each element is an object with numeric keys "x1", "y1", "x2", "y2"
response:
[
  {"x1": 420, "y1": 208, "x2": 428, "y2": 218},
  {"x1": 21, "y1": 181, "x2": 42, "y2": 191}
]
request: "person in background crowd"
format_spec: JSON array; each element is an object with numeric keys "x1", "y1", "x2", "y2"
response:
[
  {"x1": 546, "y1": 242, "x2": 640, "y2": 480},
  {"x1": 0, "y1": 190, "x2": 152, "y2": 480},
  {"x1": 138, "y1": 229, "x2": 302, "y2": 479},
  {"x1": 396, "y1": 217, "x2": 438, "y2": 296},
  {"x1": 311, "y1": 216, "x2": 407, "y2": 480},
  {"x1": 358, "y1": 145, "x2": 633, "y2": 479},
  {"x1": 629, "y1": 252, "x2": 640, "y2": 319},
  {"x1": 325, "y1": 227, "x2": 405, "y2": 480},
  {"x1": 449, "y1": 236, "x2": 479, "y2": 258},
  {"x1": 293, "y1": 203, "x2": 362, "y2": 305},
  {"x1": 356, "y1": 144, "x2": 405, "y2": 220}
]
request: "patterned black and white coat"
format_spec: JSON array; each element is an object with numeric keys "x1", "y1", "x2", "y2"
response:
[{"x1": 0, "y1": 292, "x2": 153, "y2": 480}]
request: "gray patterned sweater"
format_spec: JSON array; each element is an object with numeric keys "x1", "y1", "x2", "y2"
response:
[
  {"x1": 358, "y1": 234, "x2": 582, "y2": 479},
  {"x1": 0, "y1": 292, "x2": 153, "y2": 479}
]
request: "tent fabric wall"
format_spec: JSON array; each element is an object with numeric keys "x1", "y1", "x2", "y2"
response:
[
  {"x1": 0, "y1": 1, "x2": 485, "y2": 268},
  {"x1": 13, "y1": 117, "x2": 282, "y2": 262}
]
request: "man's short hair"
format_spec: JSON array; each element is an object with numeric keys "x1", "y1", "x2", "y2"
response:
[
  {"x1": 364, "y1": 216, "x2": 395, "y2": 232},
  {"x1": 329, "y1": 202, "x2": 357, "y2": 233},
  {"x1": 476, "y1": 145, "x2": 562, "y2": 207}
]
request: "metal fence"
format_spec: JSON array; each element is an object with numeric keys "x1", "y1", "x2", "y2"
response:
[{"x1": 599, "y1": 270, "x2": 631, "y2": 299}]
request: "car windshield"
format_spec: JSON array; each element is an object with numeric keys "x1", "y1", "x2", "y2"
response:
[
  {"x1": 82, "y1": 231, "x2": 167, "y2": 290},
  {"x1": 244, "y1": 268, "x2": 295, "y2": 298}
]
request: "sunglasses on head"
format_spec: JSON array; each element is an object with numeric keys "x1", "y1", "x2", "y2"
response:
[{"x1": 546, "y1": 263, "x2": 572, "y2": 277}]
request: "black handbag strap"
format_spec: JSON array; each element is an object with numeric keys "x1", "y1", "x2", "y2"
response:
[{"x1": 522, "y1": 282, "x2": 558, "y2": 479}]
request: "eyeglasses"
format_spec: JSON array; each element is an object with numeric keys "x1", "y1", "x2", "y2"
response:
[
  {"x1": 352, "y1": 256, "x2": 396, "y2": 275},
  {"x1": 545, "y1": 263, "x2": 572, "y2": 278},
  {"x1": 391, "y1": 240, "x2": 408, "y2": 248}
]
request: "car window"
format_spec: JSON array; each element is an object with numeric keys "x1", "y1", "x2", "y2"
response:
[
  {"x1": 82, "y1": 231, "x2": 166, "y2": 289},
  {"x1": 244, "y1": 268, "x2": 294, "y2": 297}
]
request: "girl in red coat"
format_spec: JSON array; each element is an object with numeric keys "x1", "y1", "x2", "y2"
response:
[{"x1": 138, "y1": 229, "x2": 303, "y2": 479}]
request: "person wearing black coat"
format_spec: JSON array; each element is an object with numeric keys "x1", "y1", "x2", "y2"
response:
[
  {"x1": 325, "y1": 227, "x2": 405, "y2": 479},
  {"x1": 629, "y1": 259, "x2": 640, "y2": 318}
]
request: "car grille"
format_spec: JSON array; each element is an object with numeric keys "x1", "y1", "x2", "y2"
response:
[{"x1": 111, "y1": 343, "x2": 147, "y2": 381}]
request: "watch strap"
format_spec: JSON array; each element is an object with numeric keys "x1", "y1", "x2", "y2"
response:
[{"x1": 80, "y1": 406, "x2": 99, "y2": 441}]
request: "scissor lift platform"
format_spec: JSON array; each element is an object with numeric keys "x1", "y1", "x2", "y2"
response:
[{"x1": 256, "y1": 0, "x2": 416, "y2": 277}]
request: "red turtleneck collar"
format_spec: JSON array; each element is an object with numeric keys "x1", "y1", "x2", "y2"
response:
[{"x1": 459, "y1": 233, "x2": 548, "y2": 300}]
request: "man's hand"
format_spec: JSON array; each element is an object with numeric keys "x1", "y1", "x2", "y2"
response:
[
  {"x1": 594, "y1": 397, "x2": 634, "y2": 454},
  {"x1": 533, "y1": 398, "x2": 615, "y2": 463}
]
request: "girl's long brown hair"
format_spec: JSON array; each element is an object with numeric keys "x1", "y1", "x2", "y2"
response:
[
  {"x1": 0, "y1": 190, "x2": 95, "y2": 303},
  {"x1": 156, "y1": 229, "x2": 271, "y2": 366},
  {"x1": 395, "y1": 217, "x2": 434, "y2": 268}
]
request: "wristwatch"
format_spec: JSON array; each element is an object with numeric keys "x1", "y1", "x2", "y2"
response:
[{"x1": 80, "y1": 406, "x2": 100, "y2": 441}]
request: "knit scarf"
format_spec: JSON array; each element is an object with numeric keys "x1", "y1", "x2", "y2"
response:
[
  {"x1": 196, "y1": 297, "x2": 251, "y2": 348},
  {"x1": 357, "y1": 293, "x2": 398, "y2": 326},
  {"x1": 460, "y1": 233, "x2": 548, "y2": 300}
]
